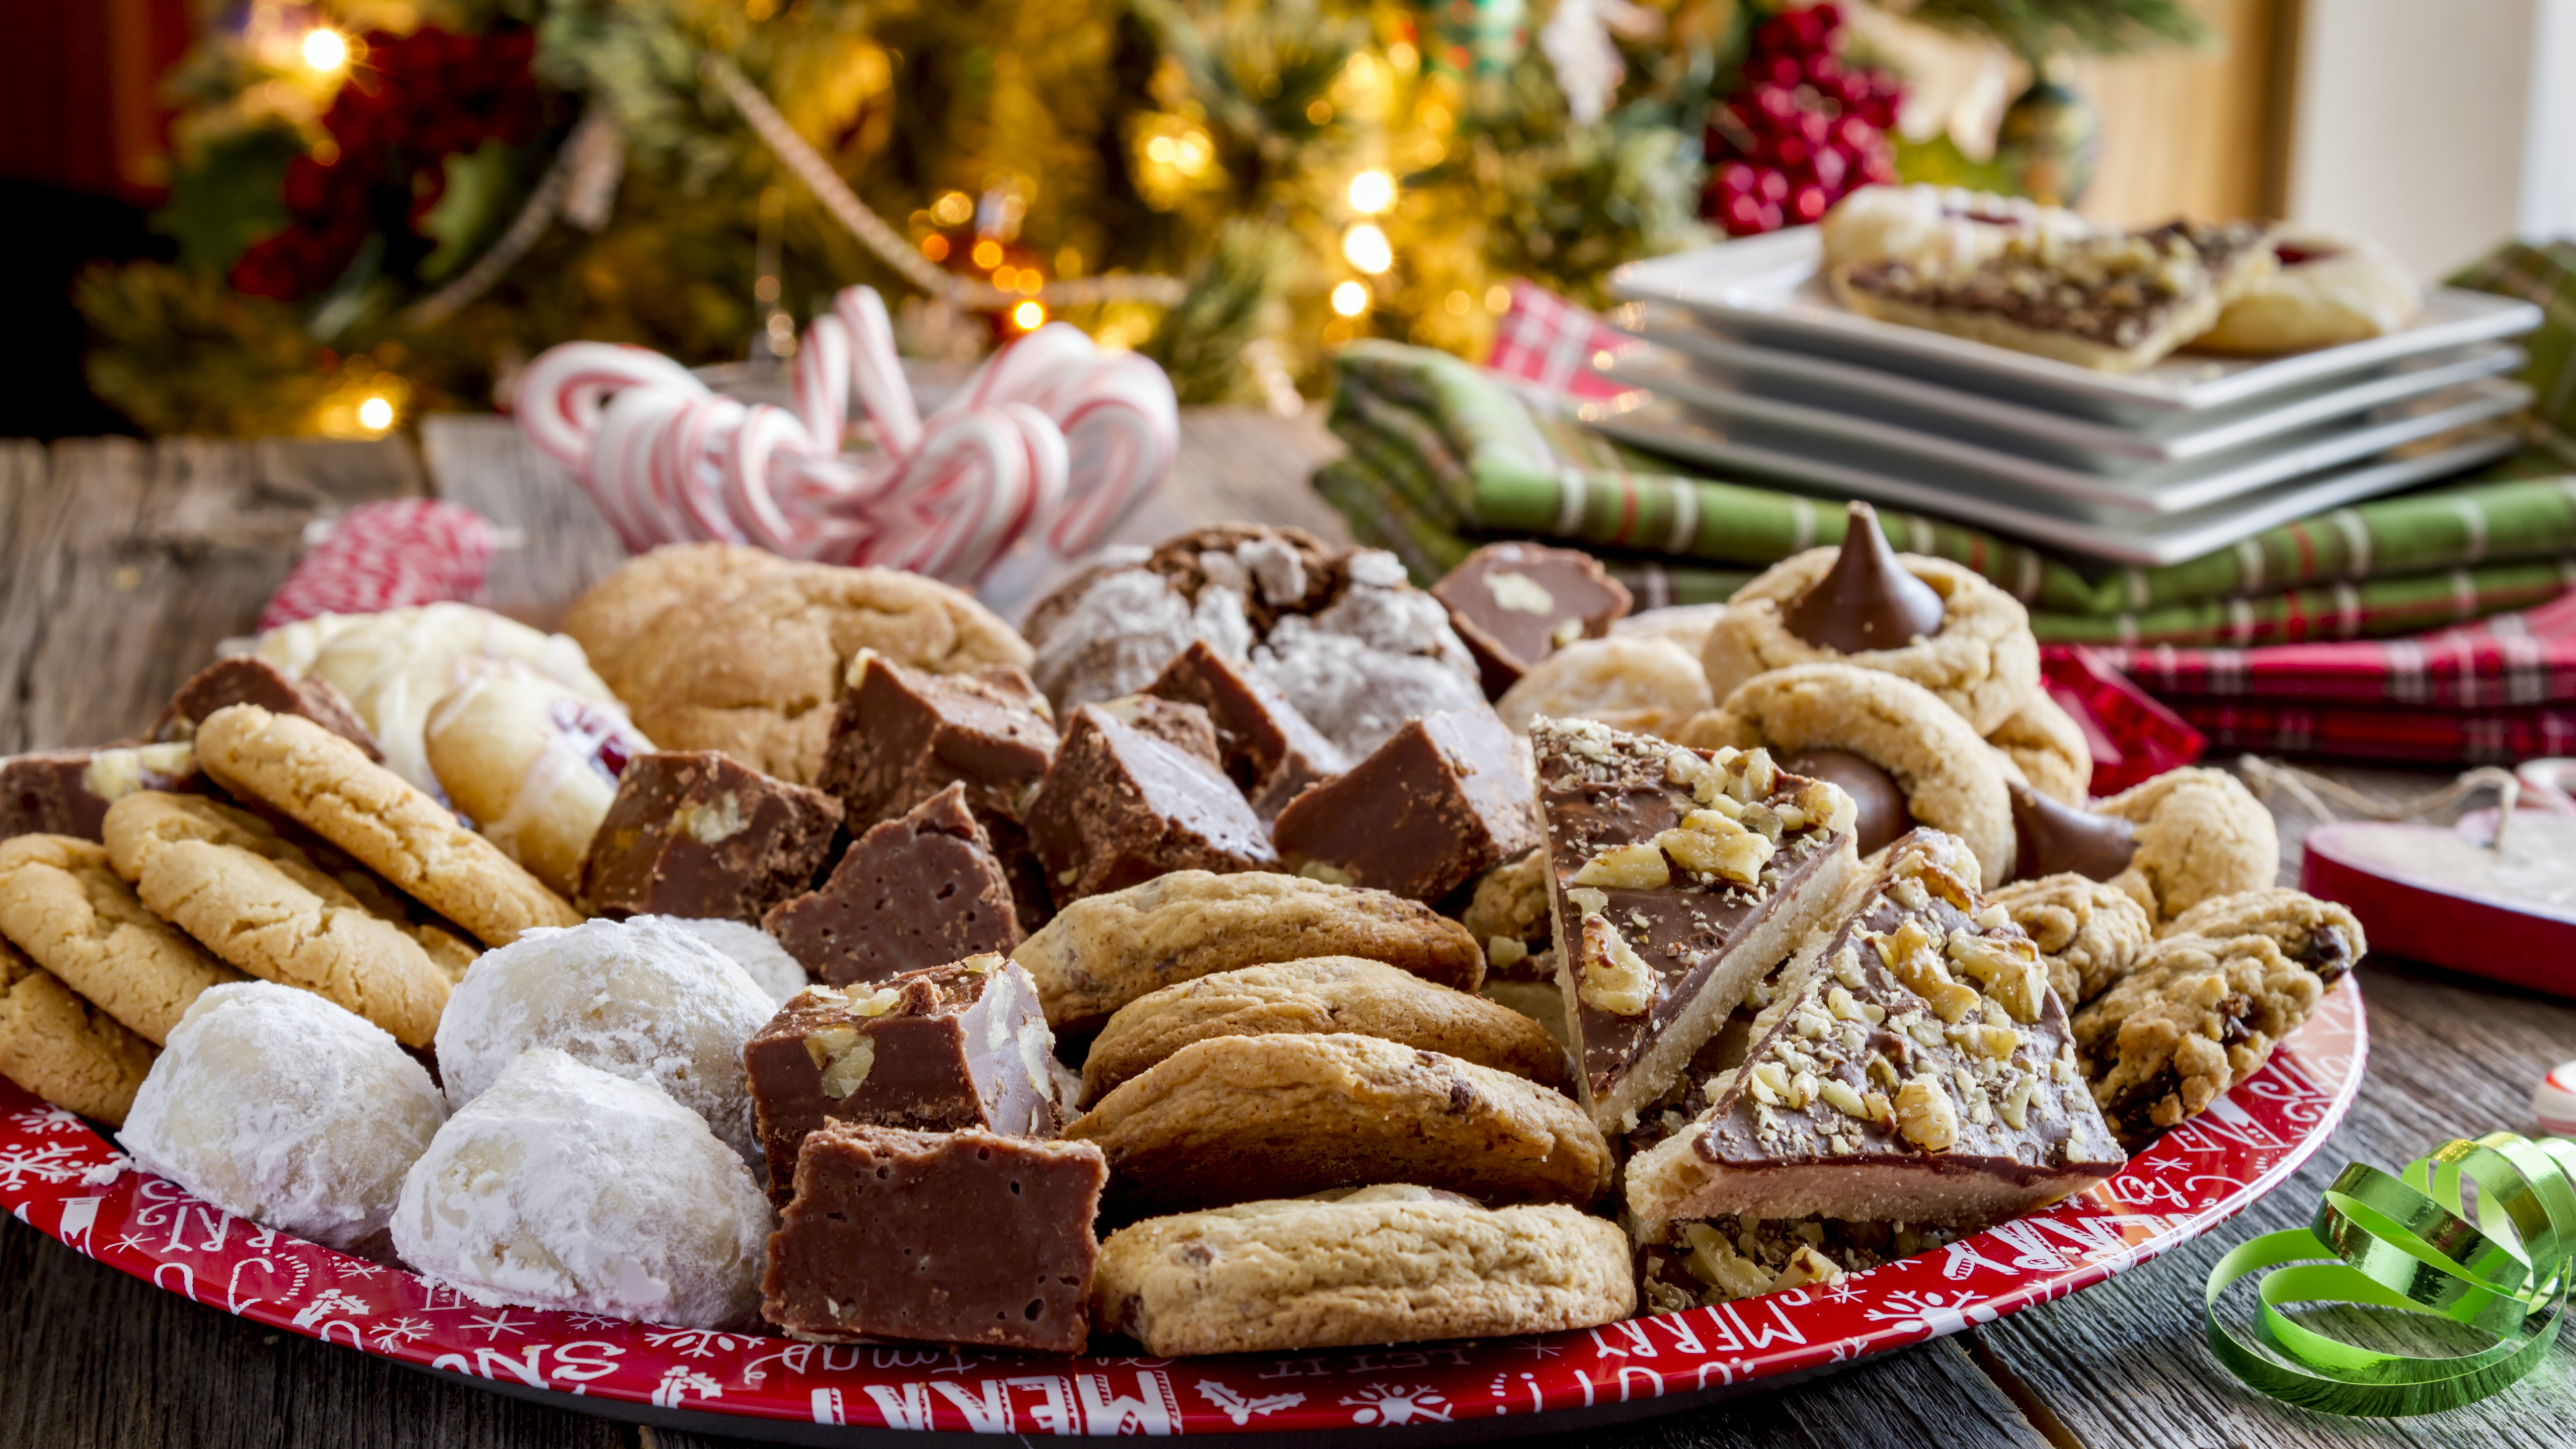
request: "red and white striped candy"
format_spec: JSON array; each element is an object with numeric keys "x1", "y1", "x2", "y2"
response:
[
  {"x1": 515, "y1": 287, "x2": 1175, "y2": 586},
  {"x1": 259, "y1": 499, "x2": 500, "y2": 629}
]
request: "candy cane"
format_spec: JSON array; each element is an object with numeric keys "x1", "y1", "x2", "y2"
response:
[{"x1": 517, "y1": 286, "x2": 1175, "y2": 587}]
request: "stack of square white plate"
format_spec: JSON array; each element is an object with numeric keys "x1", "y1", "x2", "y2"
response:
[{"x1": 1599, "y1": 227, "x2": 2543, "y2": 566}]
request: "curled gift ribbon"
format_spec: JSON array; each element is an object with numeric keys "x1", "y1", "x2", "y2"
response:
[
  {"x1": 513, "y1": 286, "x2": 1177, "y2": 585},
  {"x1": 2204, "y1": 1130, "x2": 2576, "y2": 1416}
]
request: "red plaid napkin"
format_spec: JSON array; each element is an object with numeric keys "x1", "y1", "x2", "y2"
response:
[
  {"x1": 2162, "y1": 699, "x2": 2576, "y2": 765},
  {"x1": 2095, "y1": 590, "x2": 2576, "y2": 709},
  {"x1": 2039, "y1": 646, "x2": 2208, "y2": 794},
  {"x1": 259, "y1": 499, "x2": 500, "y2": 629},
  {"x1": 1483, "y1": 281, "x2": 1631, "y2": 400}
]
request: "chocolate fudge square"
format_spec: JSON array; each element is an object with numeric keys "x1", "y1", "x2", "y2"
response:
[
  {"x1": 814, "y1": 655, "x2": 1057, "y2": 834},
  {"x1": 763, "y1": 1124, "x2": 1106, "y2": 1353},
  {"x1": 1, "y1": 744, "x2": 204, "y2": 843},
  {"x1": 580, "y1": 750, "x2": 841, "y2": 922},
  {"x1": 151, "y1": 656, "x2": 381, "y2": 761},
  {"x1": 1023, "y1": 705, "x2": 1278, "y2": 905},
  {"x1": 742, "y1": 956, "x2": 1064, "y2": 1202},
  {"x1": 764, "y1": 783, "x2": 1023, "y2": 987},
  {"x1": 1143, "y1": 641, "x2": 1347, "y2": 818},
  {"x1": 1271, "y1": 709, "x2": 1540, "y2": 902},
  {"x1": 1093, "y1": 695, "x2": 1222, "y2": 773},
  {"x1": 1430, "y1": 543, "x2": 1632, "y2": 697}
]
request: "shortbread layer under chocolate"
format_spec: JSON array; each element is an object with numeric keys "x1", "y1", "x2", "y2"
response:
[
  {"x1": 1532, "y1": 718, "x2": 1859, "y2": 1133},
  {"x1": 1626, "y1": 830, "x2": 2125, "y2": 1231},
  {"x1": 741, "y1": 957, "x2": 1062, "y2": 1203},
  {"x1": 1271, "y1": 709, "x2": 1539, "y2": 902},
  {"x1": 763, "y1": 1124, "x2": 1105, "y2": 1353}
]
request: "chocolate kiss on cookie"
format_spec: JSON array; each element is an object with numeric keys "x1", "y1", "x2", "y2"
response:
[
  {"x1": 1779, "y1": 748, "x2": 1914, "y2": 857},
  {"x1": 2006, "y1": 781, "x2": 2136, "y2": 884},
  {"x1": 1781, "y1": 501, "x2": 1945, "y2": 654}
]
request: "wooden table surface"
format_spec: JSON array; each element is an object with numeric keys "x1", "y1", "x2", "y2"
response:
[{"x1": 3, "y1": 416, "x2": 2572, "y2": 1449}]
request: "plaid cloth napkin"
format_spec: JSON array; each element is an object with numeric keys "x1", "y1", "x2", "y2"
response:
[
  {"x1": 2157, "y1": 699, "x2": 2576, "y2": 765},
  {"x1": 1322, "y1": 338, "x2": 2576, "y2": 644}
]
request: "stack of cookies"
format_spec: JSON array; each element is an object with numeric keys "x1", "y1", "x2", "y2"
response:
[{"x1": 0, "y1": 516, "x2": 2363, "y2": 1357}]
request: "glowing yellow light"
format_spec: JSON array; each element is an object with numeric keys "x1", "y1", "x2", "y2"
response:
[
  {"x1": 1445, "y1": 290, "x2": 1470, "y2": 316},
  {"x1": 1388, "y1": 41, "x2": 1420, "y2": 73},
  {"x1": 1341, "y1": 223, "x2": 1393, "y2": 275},
  {"x1": 1347, "y1": 169, "x2": 1394, "y2": 215},
  {"x1": 356, "y1": 395, "x2": 395, "y2": 432},
  {"x1": 922, "y1": 234, "x2": 951, "y2": 262},
  {"x1": 301, "y1": 27, "x2": 349, "y2": 74},
  {"x1": 1146, "y1": 136, "x2": 1176, "y2": 163},
  {"x1": 1173, "y1": 133, "x2": 1210, "y2": 175},
  {"x1": 1485, "y1": 283, "x2": 1512, "y2": 314},
  {"x1": 1015, "y1": 271, "x2": 1044, "y2": 296},
  {"x1": 1305, "y1": 98, "x2": 1332, "y2": 125},
  {"x1": 932, "y1": 191, "x2": 974, "y2": 227},
  {"x1": 971, "y1": 239, "x2": 1003, "y2": 269},
  {"x1": 1012, "y1": 301, "x2": 1046, "y2": 330},
  {"x1": 1331, "y1": 281, "x2": 1369, "y2": 317}
]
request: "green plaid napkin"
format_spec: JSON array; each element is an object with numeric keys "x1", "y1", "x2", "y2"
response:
[{"x1": 1320, "y1": 336, "x2": 2576, "y2": 643}]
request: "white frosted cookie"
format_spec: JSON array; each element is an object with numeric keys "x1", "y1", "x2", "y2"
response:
[
  {"x1": 1820, "y1": 183, "x2": 2090, "y2": 275},
  {"x1": 2194, "y1": 230, "x2": 2422, "y2": 355},
  {"x1": 424, "y1": 674, "x2": 653, "y2": 899},
  {"x1": 257, "y1": 604, "x2": 617, "y2": 794},
  {"x1": 646, "y1": 916, "x2": 811, "y2": 1004},
  {"x1": 434, "y1": 917, "x2": 776, "y2": 1165},
  {"x1": 393, "y1": 1048, "x2": 772, "y2": 1327},
  {"x1": 120, "y1": 981, "x2": 446, "y2": 1253}
]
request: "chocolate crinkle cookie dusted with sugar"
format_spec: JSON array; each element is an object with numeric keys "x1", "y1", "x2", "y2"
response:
[
  {"x1": 393, "y1": 1048, "x2": 772, "y2": 1329},
  {"x1": 120, "y1": 980, "x2": 447, "y2": 1257},
  {"x1": 1021, "y1": 526, "x2": 1486, "y2": 758}
]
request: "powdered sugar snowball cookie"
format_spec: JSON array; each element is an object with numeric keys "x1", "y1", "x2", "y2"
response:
[
  {"x1": 1494, "y1": 635, "x2": 1713, "y2": 739},
  {"x1": 393, "y1": 1047, "x2": 771, "y2": 1328},
  {"x1": 647, "y1": 916, "x2": 812, "y2": 1004},
  {"x1": 1024, "y1": 529, "x2": 1485, "y2": 758},
  {"x1": 424, "y1": 674, "x2": 653, "y2": 900},
  {"x1": 255, "y1": 604, "x2": 617, "y2": 795},
  {"x1": 434, "y1": 917, "x2": 775, "y2": 1165},
  {"x1": 120, "y1": 980, "x2": 445, "y2": 1254}
]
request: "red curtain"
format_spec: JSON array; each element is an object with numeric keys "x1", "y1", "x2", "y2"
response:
[{"x1": 0, "y1": 0, "x2": 193, "y2": 199}]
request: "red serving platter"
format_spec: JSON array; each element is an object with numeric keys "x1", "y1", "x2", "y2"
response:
[
  {"x1": 2302, "y1": 808, "x2": 2576, "y2": 999},
  {"x1": 0, "y1": 984, "x2": 2365, "y2": 1443}
]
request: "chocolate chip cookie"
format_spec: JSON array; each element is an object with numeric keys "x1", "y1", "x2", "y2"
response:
[
  {"x1": 2162, "y1": 888, "x2": 2364, "y2": 982},
  {"x1": 2072, "y1": 931, "x2": 2330, "y2": 1141},
  {"x1": 1987, "y1": 873, "x2": 2154, "y2": 1007}
]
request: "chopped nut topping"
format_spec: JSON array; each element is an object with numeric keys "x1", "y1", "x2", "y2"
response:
[
  {"x1": 1573, "y1": 841, "x2": 1673, "y2": 890},
  {"x1": 1656, "y1": 809, "x2": 1775, "y2": 886},
  {"x1": 811, "y1": 1030, "x2": 878, "y2": 1098},
  {"x1": 1874, "y1": 919, "x2": 1981, "y2": 1023},
  {"x1": 1946, "y1": 929, "x2": 2048, "y2": 1023},
  {"x1": 1567, "y1": 886, "x2": 1609, "y2": 917},
  {"x1": 1820, "y1": 1078, "x2": 1870, "y2": 1119},
  {"x1": 1579, "y1": 919, "x2": 1656, "y2": 1015},
  {"x1": 1895, "y1": 1074, "x2": 1959, "y2": 1152},
  {"x1": 1799, "y1": 779, "x2": 1857, "y2": 836},
  {"x1": 673, "y1": 792, "x2": 748, "y2": 845},
  {"x1": 1487, "y1": 935, "x2": 1529, "y2": 970},
  {"x1": 1681, "y1": 1222, "x2": 1774, "y2": 1300},
  {"x1": 1999, "y1": 1075, "x2": 2035, "y2": 1130},
  {"x1": 1769, "y1": 1243, "x2": 1846, "y2": 1294}
]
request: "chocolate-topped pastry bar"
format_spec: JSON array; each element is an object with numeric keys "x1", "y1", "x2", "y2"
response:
[
  {"x1": 1834, "y1": 220, "x2": 2275, "y2": 374},
  {"x1": 1142, "y1": 641, "x2": 1347, "y2": 819},
  {"x1": 1625, "y1": 829, "x2": 2125, "y2": 1234},
  {"x1": 1023, "y1": 704, "x2": 1278, "y2": 904},
  {"x1": 1532, "y1": 718, "x2": 1859, "y2": 1133},
  {"x1": 1, "y1": 743, "x2": 203, "y2": 843},
  {"x1": 579, "y1": 750, "x2": 842, "y2": 922},
  {"x1": 1271, "y1": 709, "x2": 1540, "y2": 903},
  {"x1": 741, "y1": 955, "x2": 1065, "y2": 1203},
  {"x1": 764, "y1": 782, "x2": 1023, "y2": 987},
  {"x1": 763, "y1": 1124, "x2": 1106, "y2": 1353},
  {"x1": 150, "y1": 656, "x2": 381, "y2": 761},
  {"x1": 1430, "y1": 543, "x2": 1632, "y2": 698}
]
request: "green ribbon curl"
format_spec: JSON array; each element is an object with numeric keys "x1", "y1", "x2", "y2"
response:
[{"x1": 2205, "y1": 1131, "x2": 2576, "y2": 1416}]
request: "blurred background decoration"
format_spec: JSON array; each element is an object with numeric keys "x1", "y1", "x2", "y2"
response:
[{"x1": 9, "y1": 0, "x2": 2569, "y2": 440}]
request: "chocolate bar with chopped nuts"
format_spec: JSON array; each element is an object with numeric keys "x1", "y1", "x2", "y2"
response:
[
  {"x1": 1430, "y1": 543, "x2": 1632, "y2": 697},
  {"x1": 1624, "y1": 829, "x2": 2125, "y2": 1233},
  {"x1": 1271, "y1": 708, "x2": 1540, "y2": 903},
  {"x1": 741, "y1": 955, "x2": 1065, "y2": 1204},
  {"x1": 579, "y1": 750, "x2": 841, "y2": 923},
  {"x1": 1531, "y1": 718, "x2": 1860, "y2": 1135},
  {"x1": 763, "y1": 1123, "x2": 1105, "y2": 1353},
  {"x1": 764, "y1": 782, "x2": 1022, "y2": 987}
]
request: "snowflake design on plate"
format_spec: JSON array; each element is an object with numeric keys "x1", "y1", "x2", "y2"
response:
[
  {"x1": 562, "y1": 1313, "x2": 627, "y2": 1332},
  {"x1": 371, "y1": 1317, "x2": 433, "y2": 1352},
  {"x1": 9, "y1": 1105, "x2": 84, "y2": 1135},
  {"x1": 651, "y1": 1367, "x2": 724, "y2": 1409},
  {"x1": 1339, "y1": 1385, "x2": 1451, "y2": 1426},
  {"x1": 465, "y1": 1310, "x2": 531, "y2": 1341},
  {"x1": 0, "y1": 1141, "x2": 87, "y2": 1189},
  {"x1": 644, "y1": 1328, "x2": 744, "y2": 1358}
]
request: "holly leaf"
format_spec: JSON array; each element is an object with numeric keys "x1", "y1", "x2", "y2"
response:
[
  {"x1": 152, "y1": 126, "x2": 300, "y2": 272},
  {"x1": 418, "y1": 141, "x2": 535, "y2": 284}
]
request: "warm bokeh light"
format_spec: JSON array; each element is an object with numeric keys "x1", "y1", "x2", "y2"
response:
[
  {"x1": 301, "y1": 27, "x2": 349, "y2": 74},
  {"x1": 1342, "y1": 223, "x2": 1392, "y2": 274},
  {"x1": 1347, "y1": 169, "x2": 1394, "y2": 215},
  {"x1": 932, "y1": 191, "x2": 974, "y2": 227},
  {"x1": 1330, "y1": 280, "x2": 1368, "y2": 316},
  {"x1": 971, "y1": 239, "x2": 1003, "y2": 269},
  {"x1": 356, "y1": 395, "x2": 395, "y2": 432},
  {"x1": 921, "y1": 234, "x2": 951, "y2": 261},
  {"x1": 1012, "y1": 300, "x2": 1046, "y2": 330}
]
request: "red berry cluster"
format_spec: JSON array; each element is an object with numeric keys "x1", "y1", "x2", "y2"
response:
[
  {"x1": 1702, "y1": 4, "x2": 1901, "y2": 237},
  {"x1": 233, "y1": 27, "x2": 551, "y2": 302}
]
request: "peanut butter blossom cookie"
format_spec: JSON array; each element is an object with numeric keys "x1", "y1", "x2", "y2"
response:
[
  {"x1": 1702, "y1": 500, "x2": 2041, "y2": 734},
  {"x1": 1985, "y1": 689, "x2": 2092, "y2": 808},
  {"x1": 2002, "y1": 767, "x2": 2280, "y2": 926}
]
